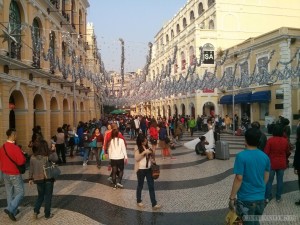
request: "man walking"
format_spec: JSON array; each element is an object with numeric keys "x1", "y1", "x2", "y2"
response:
[
  {"x1": 229, "y1": 128, "x2": 270, "y2": 225},
  {"x1": 0, "y1": 128, "x2": 26, "y2": 221}
]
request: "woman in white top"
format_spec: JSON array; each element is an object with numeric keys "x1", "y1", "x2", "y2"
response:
[
  {"x1": 108, "y1": 129, "x2": 128, "y2": 189},
  {"x1": 134, "y1": 134, "x2": 161, "y2": 209}
]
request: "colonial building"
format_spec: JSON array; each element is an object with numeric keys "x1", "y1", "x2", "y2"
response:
[
  {"x1": 217, "y1": 27, "x2": 300, "y2": 129},
  {"x1": 147, "y1": 0, "x2": 300, "y2": 119},
  {"x1": 0, "y1": 0, "x2": 102, "y2": 151}
]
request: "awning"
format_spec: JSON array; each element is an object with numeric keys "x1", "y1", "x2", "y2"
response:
[
  {"x1": 219, "y1": 95, "x2": 232, "y2": 104},
  {"x1": 250, "y1": 90, "x2": 271, "y2": 103},
  {"x1": 234, "y1": 92, "x2": 252, "y2": 104}
]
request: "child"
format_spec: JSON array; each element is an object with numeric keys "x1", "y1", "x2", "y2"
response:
[{"x1": 195, "y1": 136, "x2": 209, "y2": 156}]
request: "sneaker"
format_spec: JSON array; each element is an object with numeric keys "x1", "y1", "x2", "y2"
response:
[
  {"x1": 45, "y1": 213, "x2": 54, "y2": 220},
  {"x1": 4, "y1": 209, "x2": 16, "y2": 221},
  {"x1": 137, "y1": 202, "x2": 144, "y2": 208},
  {"x1": 107, "y1": 177, "x2": 113, "y2": 184},
  {"x1": 112, "y1": 185, "x2": 117, "y2": 190},
  {"x1": 83, "y1": 162, "x2": 87, "y2": 166},
  {"x1": 265, "y1": 199, "x2": 269, "y2": 204},
  {"x1": 152, "y1": 204, "x2": 162, "y2": 210},
  {"x1": 116, "y1": 183, "x2": 123, "y2": 188}
]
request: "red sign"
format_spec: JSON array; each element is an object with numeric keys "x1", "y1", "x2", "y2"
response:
[{"x1": 203, "y1": 88, "x2": 214, "y2": 93}]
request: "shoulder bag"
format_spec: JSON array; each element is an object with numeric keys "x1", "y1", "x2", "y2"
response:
[
  {"x1": 146, "y1": 152, "x2": 160, "y2": 180},
  {"x1": 3, "y1": 144, "x2": 26, "y2": 174},
  {"x1": 43, "y1": 157, "x2": 61, "y2": 179}
]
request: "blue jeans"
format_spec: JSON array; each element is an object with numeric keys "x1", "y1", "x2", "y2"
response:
[
  {"x1": 236, "y1": 199, "x2": 265, "y2": 225},
  {"x1": 3, "y1": 173, "x2": 24, "y2": 216},
  {"x1": 136, "y1": 169, "x2": 157, "y2": 207},
  {"x1": 83, "y1": 147, "x2": 91, "y2": 162},
  {"x1": 265, "y1": 169, "x2": 284, "y2": 201},
  {"x1": 34, "y1": 181, "x2": 54, "y2": 218}
]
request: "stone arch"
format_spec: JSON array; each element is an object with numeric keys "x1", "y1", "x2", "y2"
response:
[
  {"x1": 33, "y1": 93, "x2": 46, "y2": 131},
  {"x1": 173, "y1": 104, "x2": 178, "y2": 117},
  {"x1": 189, "y1": 102, "x2": 195, "y2": 118},
  {"x1": 167, "y1": 105, "x2": 172, "y2": 117},
  {"x1": 157, "y1": 106, "x2": 160, "y2": 117},
  {"x1": 162, "y1": 105, "x2": 166, "y2": 117},
  {"x1": 202, "y1": 101, "x2": 216, "y2": 117},
  {"x1": 63, "y1": 98, "x2": 70, "y2": 125},
  {"x1": 50, "y1": 97, "x2": 59, "y2": 136},
  {"x1": 181, "y1": 103, "x2": 186, "y2": 116},
  {"x1": 80, "y1": 101, "x2": 84, "y2": 122}
]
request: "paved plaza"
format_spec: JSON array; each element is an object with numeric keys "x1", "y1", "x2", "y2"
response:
[{"x1": 0, "y1": 131, "x2": 299, "y2": 225}]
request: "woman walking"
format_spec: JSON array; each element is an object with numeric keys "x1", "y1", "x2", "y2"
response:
[
  {"x1": 91, "y1": 127, "x2": 104, "y2": 168},
  {"x1": 134, "y1": 134, "x2": 161, "y2": 209},
  {"x1": 108, "y1": 129, "x2": 128, "y2": 189},
  {"x1": 264, "y1": 124, "x2": 289, "y2": 203},
  {"x1": 55, "y1": 127, "x2": 66, "y2": 164},
  {"x1": 159, "y1": 123, "x2": 175, "y2": 159},
  {"x1": 28, "y1": 140, "x2": 58, "y2": 219}
]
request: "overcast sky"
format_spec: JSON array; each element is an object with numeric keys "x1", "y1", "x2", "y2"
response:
[{"x1": 87, "y1": 0, "x2": 187, "y2": 73}]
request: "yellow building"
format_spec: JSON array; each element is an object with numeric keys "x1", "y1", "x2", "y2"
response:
[
  {"x1": 147, "y1": 0, "x2": 300, "y2": 119},
  {"x1": 217, "y1": 27, "x2": 300, "y2": 130},
  {"x1": 0, "y1": 0, "x2": 101, "y2": 151}
]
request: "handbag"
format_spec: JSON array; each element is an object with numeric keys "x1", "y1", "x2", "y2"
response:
[
  {"x1": 43, "y1": 157, "x2": 61, "y2": 179},
  {"x1": 149, "y1": 136, "x2": 157, "y2": 145},
  {"x1": 3, "y1": 144, "x2": 26, "y2": 174},
  {"x1": 151, "y1": 163, "x2": 160, "y2": 180},
  {"x1": 88, "y1": 139, "x2": 97, "y2": 148},
  {"x1": 225, "y1": 210, "x2": 243, "y2": 225}
]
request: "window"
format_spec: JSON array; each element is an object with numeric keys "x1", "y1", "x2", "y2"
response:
[
  {"x1": 225, "y1": 66, "x2": 233, "y2": 89},
  {"x1": 71, "y1": 0, "x2": 76, "y2": 29},
  {"x1": 166, "y1": 34, "x2": 169, "y2": 43},
  {"x1": 183, "y1": 18, "x2": 187, "y2": 28},
  {"x1": 176, "y1": 24, "x2": 180, "y2": 34},
  {"x1": 190, "y1": 11, "x2": 195, "y2": 21},
  {"x1": 240, "y1": 61, "x2": 248, "y2": 78},
  {"x1": 171, "y1": 29, "x2": 174, "y2": 38},
  {"x1": 174, "y1": 59, "x2": 178, "y2": 73},
  {"x1": 259, "y1": 103, "x2": 269, "y2": 119},
  {"x1": 49, "y1": 31, "x2": 56, "y2": 73},
  {"x1": 198, "y1": 3, "x2": 204, "y2": 15},
  {"x1": 9, "y1": 0, "x2": 21, "y2": 59},
  {"x1": 181, "y1": 51, "x2": 186, "y2": 70},
  {"x1": 189, "y1": 46, "x2": 195, "y2": 65},
  {"x1": 208, "y1": 0, "x2": 215, "y2": 8},
  {"x1": 62, "y1": 42, "x2": 66, "y2": 62},
  {"x1": 79, "y1": 10, "x2": 82, "y2": 34},
  {"x1": 257, "y1": 56, "x2": 268, "y2": 74},
  {"x1": 32, "y1": 18, "x2": 40, "y2": 67},
  {"x1": 275, "y1": 89, "x2": 284, "y2": 99},
  {"x1": 275, "y1": 104, "x2": 283, "y2": 109},
  {"x1": 209, "y1": 20, "x2": 215, "y2": 29}
]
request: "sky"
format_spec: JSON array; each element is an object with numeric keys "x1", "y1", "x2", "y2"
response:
[{"x1": 87, "y1": 0, "x2": 187, "y2": 73}]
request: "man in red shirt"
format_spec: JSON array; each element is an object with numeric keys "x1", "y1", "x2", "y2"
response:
[{"x1": 0, "y1": 128, "x2": 26, "y2": 221}]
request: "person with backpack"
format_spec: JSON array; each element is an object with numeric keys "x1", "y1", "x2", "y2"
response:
[
  {"x1": 159, "y1": 123, "x2": 175, "y2": 160},
  {"x1": 82, "y1": 128, "x2": 92, "y2": 166}
]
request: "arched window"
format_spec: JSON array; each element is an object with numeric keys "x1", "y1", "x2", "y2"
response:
[
  {"x1": 32, "y1": 18, "x2": 40, "y2": 67},
  {"x1": 176, "y1": 24, "x2": 180, "y2": 34},
  {"x1": 9, "y1": 0, "x2": 21, "y2": 59},
  {"x1": 49, "y1": 31, "x2": 56, "y2": 73},
  {"x1": 190, "y1": 11, "x2": 195, "y2": 21},
  {"x1": 171, "y1": 29, "x2": 174, "y2": 38},
  {"x1": 198, "y1": 3, "x2": 204, "y2": 15},
  {"x1": 208, "y1": 0, "x2": 215, "y2": 8},
  {"x1": 189, "y1": 46, "x2": 195, "y2": 65},
  {"x1": 71, "y1": 0, "x2": 76, "y2": 29},
  {"x1": 183, "y1": 18, "x2": 187, "y2": 28},
  {"x1": 209, "y1": 19, "x2": 215, "y2": 29},
  {"x1": 174, "y1": 59, "x2": 178, "y2": 73},
  {"x1": 181, "y1": 51, "x2": 186, "y2": 70},
  {"x1": 62, "y1": 41, "x2": 66, "y2": 62},
  {"x1": 166, "y1": 34, "x2": 169, "y2": 43},
  {"x1": 79, "y1": 10, "x2": 82, "y2": 34}
]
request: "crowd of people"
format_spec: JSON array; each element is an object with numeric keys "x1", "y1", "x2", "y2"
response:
[{"x1": 0, "y1": 113, "x2": 299, "y2": 223}]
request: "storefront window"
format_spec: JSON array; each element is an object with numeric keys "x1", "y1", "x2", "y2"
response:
[{"x1": 260, "y1": 103, "x2": 269, "y2": 119}]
